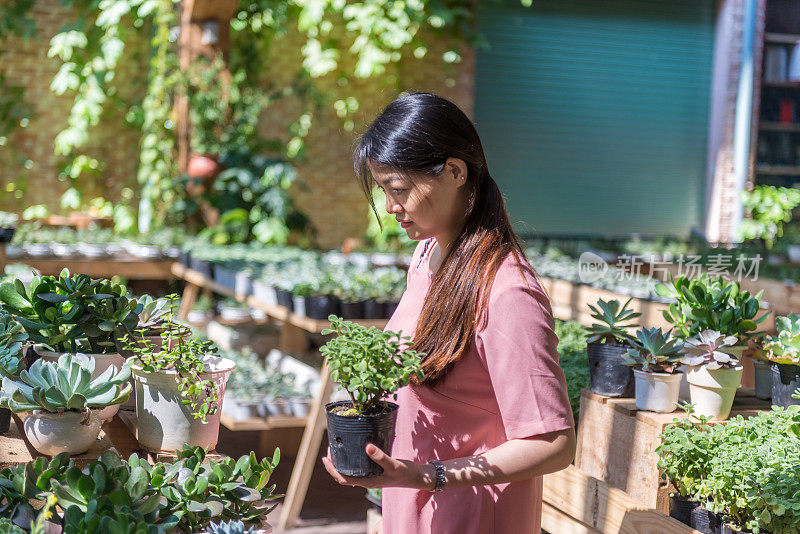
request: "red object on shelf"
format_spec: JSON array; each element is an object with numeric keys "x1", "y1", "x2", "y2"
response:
[{"x1": 779, "y1": 99, "x2": 795, "y2": 123}]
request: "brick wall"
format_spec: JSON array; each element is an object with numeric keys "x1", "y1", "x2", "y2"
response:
[{"x1": 0, "y1": 2, "x2": 475, "y2": 249}]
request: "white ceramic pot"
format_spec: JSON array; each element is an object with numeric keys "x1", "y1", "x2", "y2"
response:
[
  {"x1": 219, "y1": 306, "x2": 251, "y2": 322},
  {"x1": 130, "y1": 355, "x2": 235, "y2": 452},
  {"x1": 753, "y1": 360, "x2": 772, "y2": 400},
  {"x1": 35, "y1": 346, "x2": 126, "y2": 421},
  {"x1": 253, "y1": 281, "x2": 278, "y2": 307},
  {"x1": 678, "y1": 366, "x2": 691, "y2": 403},
  {"x1": 24, "y1": 409, "x2": 102, "y2": 456},
  {"x1": 686, "y1": 364, "x2": 743, "y2": 420},
  {"x1": 292, "y1": 296, "x2": 306, "y2": 317},
  {"x1": 633, "y1": 370, "x2": 682, "y2": 413}
]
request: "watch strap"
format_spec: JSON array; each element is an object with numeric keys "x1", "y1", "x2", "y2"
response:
[{"x1": 428, "y1": 459, "x2": 446, "y2": 492}]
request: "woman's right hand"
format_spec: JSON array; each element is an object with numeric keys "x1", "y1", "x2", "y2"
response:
[{"x1": 368, "y1": 517, "x2": 383, "y2": 534}]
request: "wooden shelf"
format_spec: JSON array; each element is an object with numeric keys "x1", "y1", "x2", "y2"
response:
[
  {"x1": 755, "y1": 163, "x2": 800, "y2": 175},
  {"x1": 763, "y1": 80, "x2": 800, "y2": 89},
  {"x1": 219, "y1": 413, "x2": 307, "y2": 432},
  {"x1": 15, "y1": 257, "x2": 174, "y2": 280},
  {"x1": 764, "y1": 32, "x2": 800, "y2": 44},
  {"x1": 759, "y1": 121, "x2": 800, "y2": 132}
]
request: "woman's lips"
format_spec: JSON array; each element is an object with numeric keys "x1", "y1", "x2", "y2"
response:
[{"x1": 399, "y1": 221, "x2": 413, "y2": 229}]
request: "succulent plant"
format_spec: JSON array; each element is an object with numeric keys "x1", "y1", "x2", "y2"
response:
[
  {"x1": 763, "y1": 312, "x2": 800, "y2": 365},
  {"x1": 681, "y1": 330, "x2": 740, "y2": 370},
  {"x1": 206, "y1": 520, "x2": 257, "y2": 534},
  {"x1": 0, "y1": 453, "x2": 72, "y2": 530},
  {"x1": 622, "y1": 327, "x2": 684, "y2": 373},
  {"x1": 135, "y1": 294, "x2": 172, "y2": 335},
  {"x1": 0, "y1": 352, "x2": 131, "y2": 413},
  {"x1": 0, "y1": 518, "x2": 24, "y2": 534},
  {"x1": 585, "y1": 298, "x2": 641, "y2": 345},
  {"x1": 0, "y1": 310, "x2": 26, "y2": 377}
]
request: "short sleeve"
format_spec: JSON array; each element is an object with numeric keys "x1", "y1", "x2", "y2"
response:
[{"x1": 475, "y1": 282, "x2": 574, "y2": 440}]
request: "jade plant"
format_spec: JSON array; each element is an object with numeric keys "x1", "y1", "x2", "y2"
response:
[
  {"x1": 680, "y1": 330, "x2": 740, "y2": 370},
  {"x1": 321, "y1": 315, "x2": 424, "y2": 415},
  {"x1": 0, "y1": 453, "x2": 73, "y2": 530},
  {"x1": 622, "y1": 327, "x2": 684, "y2": 373},
  {"x1": 123, "y1": 294, "x2": 222, "y2": 422},
  {"x1": 655, "y1": 275, "x2": 768, "y2": 343},
  {"x1": 763, "y1": 312, "x2": 800, "y2": 366},
  {"x1": 0, "y1": 353, "x2": 131, "y2": 414},
  {"x1": 0, "y1": 310, "x2": 26, "y2": 377},
  {"x1": 585, "y1": 297, "x2": 641, "y2": 345}
]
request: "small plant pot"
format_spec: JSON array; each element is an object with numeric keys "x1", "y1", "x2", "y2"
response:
[
  {"x1": 288, "y1": 398, "x2": 312, "y2": 417},
  {"x1": 633, "y1": 370, "x2": 682, "y2": 413},
  {"x1": 258, "y1": 398, "x2": 288, "y2": 417},
  {"x1": 23, "y1": 243, "x2": 51, "y2": 257},
  {"x1": 219, "y1": 305, "x2": 252, "y2": 322},
  {"x1": 340, "y1": 301, "x2": 366, "y2": 319},
  {"x1": 771, "y1": 362, "x2": 800, "y2": 407},
  {"x1": 187, "y1": 309, "x2": 213, "y2": 326},
  {"x1": 669, "y1": 494, "x2": 700, "y2": 527},
  {"x1": 586, "y1": 342, "x2": 634, "y2": 397},
  {"x1": 0, "y1": 227, "x2": 15, "y2": 243},
  {"x1": 0, "y1": 407, "x2": 10, "y2": 435},
  {"x1": 276, "y1": 289, "x2": 294, "y2": 311},
  {"x1": 686, "y1": 364, "x2": 743, "y2": 420},
  {"x1": 189, "y1": 257, "x2": 214, "y2": 279},
  {"x1": 305, "y1": 295, "x2": 336, "y2": 320},
  {"x1": 691, "y1": 505, "x2": 723, "y2": 534},
  {"x1": 129, "y1": 355, "x2": 235, "y2": 452},
  {"x1": 753, "y1": 360, "x2": 772, "y2": 400},
  {"x1": 34, "y1": 346, "x2": 126, "y2": 421},
  {"x1": 235, "y1": 271, "x2": 253, "y2": 297},
  {"x1": 50, "y1": 243, "x2": 76, "y2": 257},
  {"x1": 325, "y1": 400, "x2": 398, "y2": 477},
  {"x1": 253, "y1": 281, "x2": 278, "y2": 306},
  {"x1": 179, "y1": 250, "x2": 191, "y2": 267},
  {"x1": 76, "y1": 242, "x2": 107, "y2": 258},
  {"x1": 223, "y1": 398, "x2": 261, "y2": 421},
  {"x1": 788, "y1": 244, "x2": 800, "y2": 264},
  {"x1": 363, "y1": 300, "x2": 385, "y2": 320},
  {"x1": 292, "y1": 295, "x2": 307, "y2": 317},
  {"x1": 24, "y1": 409, "x2": 102, "y2": 456},
  {"x1": 678, "y1": 366, "x2": 691, "y2": 403},
  {"x1": 213, "y1": 266, "x2": 237, "y2": 290}
]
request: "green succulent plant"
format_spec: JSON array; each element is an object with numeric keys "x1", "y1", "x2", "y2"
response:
[
  {"x1": 135, "y1": 295, "x2": 172, "y2": 335},
  {"x1": 622, "y1": 327, "x2": 684, "y2": 373},
  {"x1": 321, "y1": 315, "x2": 424, "y2": 415},
  {"x1": 0, "y1": 352, "x2": 131, "y2": 413},
  {"x1": 585, "y1": 297, "x2": 641, "y2": 345},
  {"x1": 655, "y1": 275, "x2": 768, "y2": 343},
  {"x1": 0, "y1": 518, "x2": 24, "y2": 534},
  {"x1": 763, "y1": 312, "x2": 800, "y2": 366},
  {"x1": 0, "y1": 310, "x2": 26, "y2": 377},
  {"x1": 681, "y1": 330, "x2": 740, "y2": 370},
  {"x1": 0, "y1": 453, "x2": 73, "y2": 530},
  {"x1": 206, "y1": 520, "x2": 256, "y2": 534}
]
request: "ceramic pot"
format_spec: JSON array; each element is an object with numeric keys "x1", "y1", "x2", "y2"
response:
[
  {"x1": 633, "y1": 370, "x2": 682, "y2": 413},
  {"x1": 24, "y1": 409, "x2": 102, "y2": 456}
]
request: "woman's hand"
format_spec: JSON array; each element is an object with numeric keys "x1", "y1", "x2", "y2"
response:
[{"x1": 321, "y1": 444, "x2": 433, "y2": 490}]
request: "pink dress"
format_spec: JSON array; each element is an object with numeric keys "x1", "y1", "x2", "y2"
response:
[{"x1": 382, "y1": 239, "x2": 574, "y2": 534}]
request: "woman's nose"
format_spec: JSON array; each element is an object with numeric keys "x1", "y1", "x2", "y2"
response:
[{"x1": 385, "y1": 196, "x2": 402, "y2": 214}]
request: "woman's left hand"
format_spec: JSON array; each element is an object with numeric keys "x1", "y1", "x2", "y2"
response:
[{"x1": 322, "y1": 444, "x2": 431, "y2": 490}]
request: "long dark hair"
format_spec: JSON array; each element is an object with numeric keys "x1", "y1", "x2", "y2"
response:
[{"x1": 354, "y1": 92, "x2": 530, "y2": 386}]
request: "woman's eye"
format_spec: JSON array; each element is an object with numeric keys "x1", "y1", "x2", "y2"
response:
[{"x1": 392, "y1": 188, "x2": 405, "y2": 195}]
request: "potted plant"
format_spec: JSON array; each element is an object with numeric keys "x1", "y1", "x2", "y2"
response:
[
  {"x1": 321, "y1": 315, "x2": 424, "y2": 477},
  {"x1": 585, "y1": 298, "x2": 641, "y2": 397},
  {"x1": 188, "y1": 294, "x2": 216, "y2": 326},
  {"x1": 0, "y1": 212, "x2": 18, "y2": 243},
  {"x1": 680, "y1": 330, "x2": 743, "y2": 420},
  {"x1": 0, "y1": 353, "x2": 131, "y2": 455},
  {"x1": 0, "y1": 310, "x2": 27, "y2": 434},
  {"x1": 749, "y1": 342, "x2": 772, "y2": 401},
  {"x1": 763, "y1": 312, "x2": 800, "y2": 407},
  {"x1": 622, "y1": 327, "x2": 684, "y2": 413},
  {"x1": 123, "y1": 295, "x2": 235, "y2": 452}
]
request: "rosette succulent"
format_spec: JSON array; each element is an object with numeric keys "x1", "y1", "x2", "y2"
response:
[
  {"x1": 681, "y1": 330, "x2": 740, "y2": 370},
  {"x1": 0, "y1": 353, "x2": 131, "y2": 414},
  {"x1": 0, "y1": 310, "x2": 26, "y2": 377},
  {"x1": 135, "y1": 294, "x2": 172, "y2": 336},
  {"x1": 586, "y1": 297, "x2": 641, "y2": 345},
  {"x1": 763, "y1": 312, "x2": 800, "y2": 365},
  {"x1": 622, "y1": 327, "x2": 684, "y2": 373}
]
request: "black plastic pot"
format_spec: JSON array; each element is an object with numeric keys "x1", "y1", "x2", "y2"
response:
[
  {"x1": 0, "y1": 227, "x2": 15, "y2": 243},
  {"x1": 586, "y1": 342, "x2": 634, "y2": 397},
  {"x1": 325, "y1": 400, "x2": 398, "y2": 477},
  {"x1": 0, "y1": 408, "x2": 10, "y2": 435},
  {"x1": 189, "y1": 257, "x2": 214, "y2": 279},
  {"x1": 363, "y1": 300, "x2": 385, "y2": 320},
  {"x1": 691, "y1": 506, "x2": 723, "y2": 534},
  {"x1": 384, "y1": 301, "x2": 400, "y2": 318},
  {"x1": 771, "y1": 362, "x2": 800, "y2": 407},
  {"x1": 340, "y1": 301, "x2": 366, "y2": 319},
  {"x1": 276, "y1": 289, "x2": 294, "y2": 312},
  {"x1": 305, "y1": 295, "x2": 336, "y2": 320},
  {"x1": 178, "y1": 251, "x2": 191, "y2": 267},
  {"x1": 669, "y1": 495, "x2": 700, "y2": 527}
]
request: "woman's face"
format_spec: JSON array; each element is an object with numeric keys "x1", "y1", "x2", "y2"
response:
[{"x1": 369, "y1": 158, "x2": 469, "y2": 242}]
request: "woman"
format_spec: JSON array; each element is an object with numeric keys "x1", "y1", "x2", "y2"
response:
[{"x1": 322, "y1": 92, "x2": 576, "y2": 534}]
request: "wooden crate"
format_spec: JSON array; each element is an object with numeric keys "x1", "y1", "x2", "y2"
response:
[{"x1": 574, "y1": 389, "x2": 770, "y2": 510}]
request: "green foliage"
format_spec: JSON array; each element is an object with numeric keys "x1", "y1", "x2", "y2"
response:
[
  {"x1": 680, "y1": 330, "x2": 740, "y2": 370},
  {"x1": 585, "y1": 298, "x2": 640, "y2": 345},
  {"x1": 206, "y1": 520, "x2": 256, "y2": 534},
  {"x1": 655, "y1": 274, "x2": 768, "y2": 342},
  {"x1": 0, "y1": 518, "x2": 24, "y2": 534},
  {"x1": 0, "y1": 352, "x2": 131, "y2": 413},
  {"x1": 135, "y1": 295, "x2": 171, "y2": 336},
  {"x1": 321, "y1": 315, "x2": 424, "y2": 415},
  {"x1": 738, "y1": 185, "x2": 800, "y2": 249},
  {"x1": 764, "y1": 312, "x2": 800, "y2": 366},
  {"x1": 622, "y1": 327, "x2": 684, "y2": 373},
  {"x1": 0, "y1": 453, "x2": 72, "y2": 530},
  {"x1": 364, "y1": 187, "x2": 414, "y2": 253},
  {"x1": 0, "y1": 309, "x2": 26, "y2": 377},
  {"x1": 123, "y1": 294, "x2": 221, "y2": 422},
  {"x1": 658, "y1": 405, "x2": 800, "y2": 533},
  {"x1": 555, "y1": 319, "x2": 589, "y2": 423}
]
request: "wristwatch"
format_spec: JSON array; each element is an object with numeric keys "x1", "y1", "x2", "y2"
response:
[{"x1": 428, "y1": 459, "x2": 446, "y2": 492}]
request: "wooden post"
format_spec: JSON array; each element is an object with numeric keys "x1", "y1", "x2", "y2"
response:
[{"x1": 178, "y1": 282, "x2": 200, "y2": 321}]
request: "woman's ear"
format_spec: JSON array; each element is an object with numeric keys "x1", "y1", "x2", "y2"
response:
[{"x1": 445, "y1": 157, "x2": 469, "y2": 188}]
